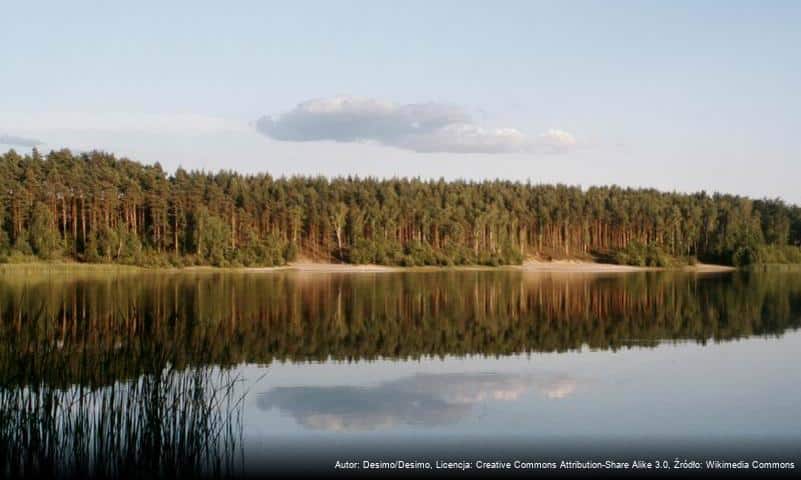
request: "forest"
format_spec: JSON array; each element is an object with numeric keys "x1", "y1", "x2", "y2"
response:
[{"x1": 1, "y1": 148, "x2": 800, "y2": 267}]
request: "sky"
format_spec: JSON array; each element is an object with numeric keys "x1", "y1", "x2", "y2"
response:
[{"x1": 1, "y1": 1, "x2": 799, "y2": 202}]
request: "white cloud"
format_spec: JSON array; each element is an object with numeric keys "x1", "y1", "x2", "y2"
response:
[
  {"x1": 538, "y1": 129, "x2": 577, "y2": 154},
  {"x1": 0, "y1": 133, "x2": 43, "y2": 148},
  {"x1": 255, "y1": 96, "x2": 576, "y2": 154}
]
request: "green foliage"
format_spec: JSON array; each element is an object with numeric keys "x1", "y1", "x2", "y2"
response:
[
  {"x1": 120, "y1": 228, "x2": 144, "y2": 264},
  {"x1": 403, "y1": 241, "x2": 439, "y2": 266},
  {"x1": 613, "y1": 241, "x2": 674, "y2": 267},
  {"x1": 0, "y1": 209, "x2": 9, "y2": 254},
  {"x1": 1, "y1": 251, "x2": 39, "y2": 264},
  {"x1": 28, "y1": 202, "x2": 61, "y2": 259},
  {"x1": 347, "y1": 238, "x2": 379, "y2": 264},
  {"x1": 196, "y1": 210, "x2": 230, "y2": 267},
  {"x1": 1, "y1": 149, "x2": 800, "y2": 268},
  {"x1": 240, "y1": 231, "x2": 287, "y2": 267},
  {"x1": 441, "y1": 242, "x2": 474, "y2": 265},
  {"x1": 85, "y1": 234, "x2": 101, "y2": 263},
  {"x1": 347, "y1": 238, "x2": 404, "y2": 265},
  {"x1": 284, "y1": 242, "x2": 299, "y2": 263},
  {"x1": 732, "y1": 245, "x2": 760, "y2": 267},
  {"x1": 759, "y1": 245, "x2": 801, "y2": 264},
  {"x1": 500, "y1": 240, "x2": 524, "y2": 265},
  {"x1": 95, "y1": 226, "x2": 119, "y2": 262},
  {"x1": 13, "y1": 232, "x2": 32, "y2": 256},
  {"x1": 734, "y1": 244, "x2": 801, "y2": 266}
]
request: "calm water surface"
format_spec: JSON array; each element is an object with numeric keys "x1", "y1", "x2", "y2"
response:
[{"x1": 1, "y1": 269, "x2": 800, "y2": 476}]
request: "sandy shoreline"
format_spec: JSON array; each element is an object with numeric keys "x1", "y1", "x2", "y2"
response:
[
  {"x1": 519, "y1": 260, "x2": 734, "y2": 273},
  {"x1": 248, "y1": 260, "x2": 735, "y2": 274},
  {"x1": 0, "y1": 260, "x2": 736, "y2": 274}
]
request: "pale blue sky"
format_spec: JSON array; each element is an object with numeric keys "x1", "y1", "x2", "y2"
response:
[{"x1": 1, "y1": 1, "x2": 799, "y2": 201}]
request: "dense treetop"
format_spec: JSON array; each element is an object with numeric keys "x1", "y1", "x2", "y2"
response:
[{"x1": 1, "y1": 148, "x2": 800, "y2": 267}]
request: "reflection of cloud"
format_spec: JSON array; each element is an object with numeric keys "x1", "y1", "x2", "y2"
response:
[
  {"x1": 541, "y1": 377, "x2": 577, "y2": 399},
  {"x1": 260, "y1": 386, "x2": 470, "y2": 432},
  {"x1": 389, "y1": 372, "x2": 531, "y2": 404},
  {"x1": 258, "y1": 372, "x2": 579, "y2": 432},
  {"x1": 255, "y1": 96, "x2": 576, "y2": 154}
]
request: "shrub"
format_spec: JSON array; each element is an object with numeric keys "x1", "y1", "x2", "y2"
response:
[
  {"x1": 13, "y1": 231, "x2": 34, "y2": 256},
  {"x1": 613, "y1": 241, "x2": 674, "y2": 267},
  {"x1": 732, "y1": 246, "x2": 760, "y2": 267},
  {"x1": 404, "y1": 241, "x2": 438, "y2": 266},
  {"x1": 284, "y1": 242, "x2": 299, "y2": 262},
  {"x1": 29, "y1": 202, "x2": 62, "y2": 260}
]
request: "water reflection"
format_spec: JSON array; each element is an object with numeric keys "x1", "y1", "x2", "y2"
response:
[
  {"x1": 1, "y1": 270, "x2": 801, "y2": 475},
  {"x1": 258, "y1": 372, "x2": 577, "y2": 432},
  {"x1": 2, "y1": 271, "x2": 801, "y2": 387}
]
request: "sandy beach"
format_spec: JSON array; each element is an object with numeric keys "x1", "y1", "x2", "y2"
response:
[
  {"x1": 519, "y1": 259, "x2": 734, "y2": 273},
  {"x1": 243, "y1": 260, "x2": 736, "y2": 274},
  {"x1": 0, "y1": 260, "x2": 736, "y2": 274}
]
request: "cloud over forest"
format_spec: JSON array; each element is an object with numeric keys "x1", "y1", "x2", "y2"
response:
[{"x1": 255, "y1": 96, "x2": 575, "y2": 154}]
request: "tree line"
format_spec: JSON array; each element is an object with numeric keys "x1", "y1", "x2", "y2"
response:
[{"x1": 2, "y1": 148, "x2": 800, "y2": 267}]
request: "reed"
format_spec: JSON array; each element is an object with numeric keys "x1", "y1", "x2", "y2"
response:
[{"x1": 0, "y1": 336, "x2": 246, "y2": 478}]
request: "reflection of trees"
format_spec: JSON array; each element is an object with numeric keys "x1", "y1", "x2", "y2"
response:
[
  {"x1": 1, "y1": 271, "x2": 799, "y2": 473},
  {"x1": 1, "y1": 271, "x2": 801, "y2": 387}
]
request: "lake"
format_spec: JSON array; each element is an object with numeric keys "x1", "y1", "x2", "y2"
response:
[{"x1": 1, "y1": 269, "x2": 800, "y2": 477}]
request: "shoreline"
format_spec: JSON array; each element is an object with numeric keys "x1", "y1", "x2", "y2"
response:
[
  {"x1": 0, "y1": 260, "x2": 736, "y2": 274},
  {"x1": 520, "y1": 260, "x2": 735, "y2": 273},
  {"x1": 271, "y1": 261, "x2": 736, "y2": 273}
]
